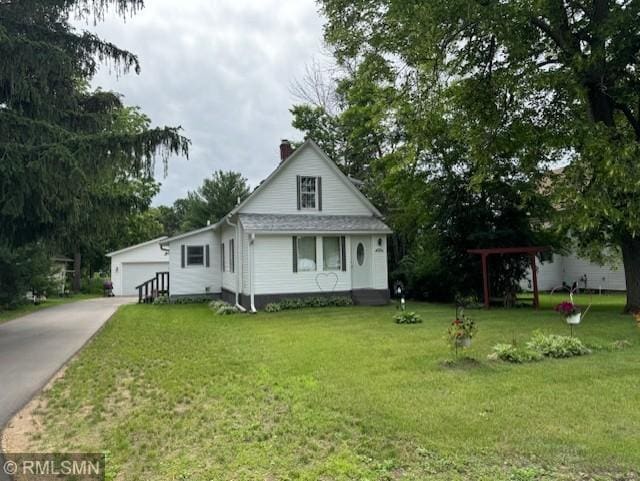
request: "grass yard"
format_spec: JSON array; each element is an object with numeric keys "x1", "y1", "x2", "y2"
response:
[
  {"x1": 23, "y1": 293, "x2": 640, "y2": 480},
  {"x1": 0, "y1": 294, "x2": 99, "y2": 324}
]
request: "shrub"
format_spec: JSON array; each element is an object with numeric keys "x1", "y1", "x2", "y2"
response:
[
  {"x1": 81, "y1": 275, "x2": 108, "y2": 295},
  {"x1": 207, "y1": 300, "x2": 240, "y2": 315},
  {"x1": 216, "y1": 304, "x2": 239, "y2": 315},
  {"x1": 172, "y1": 296, "x2": 211, "y2": 304},
  {"x1": 488, "y1": 343, "x2": 543, "y2": 363},
  {"x1": 526, "y1": 332, "x2": 591, "y2": 358},
  {"x1": 394, "y1": 311, "x2": 423, "y2": 324},
  {"x1": 268, "y1": 296, "x2": 353, "y2": 311},
  {"x1": 0, "y1": 243, "x2": 55, "y2": 309},
  {"x1": 208, "y1": 300, "x2": 229, "y2": 311},
  {"x1": 153, "y1": 295, "x2": 169, "y2": 305},
  {"x1": 264, "y1": 303, "x2": 282, "y2": 312}
]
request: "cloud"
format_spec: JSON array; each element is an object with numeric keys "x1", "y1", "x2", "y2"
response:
[{"x1": 77, "y1": 0, "x2": 325, "y2": 205}]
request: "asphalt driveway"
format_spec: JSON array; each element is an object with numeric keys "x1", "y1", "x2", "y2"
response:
[{"x1": 0, "y1": 297, "x2": 133, "y2": 437}]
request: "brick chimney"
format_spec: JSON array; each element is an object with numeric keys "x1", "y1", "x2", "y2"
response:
[{"x1": 279, "y1": 139, "x2": 294, "y2": 161}]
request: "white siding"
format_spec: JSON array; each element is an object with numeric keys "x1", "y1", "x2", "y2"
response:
[
  {"x1": 371, "y1": 235, "x2": 389, "y2": 290},
  {"x1": 221, "y1": 224, "x2": 238, "y2": 293},
  {"x1": 240, "y1": 145, "x2": 372, "y2": 216},
  {"x1": 109, "y1": 241, "x2": 169, "y2": 296},
  {"x1": 521, "y1": 254, "x2": 564, "y2": 292},
  {"x1": 168, "y1": 230, "x2": 221, "y2": 296},
  {"x1": 563, "y1": 253, "x2": 626, "y2": 291},
  {"x1": 241, "y1": 228, "x2": 250, "y2": 294},
  {"x1": 522, "y1": 253, "x2": 626, "y2": 292},
  {"x1": 252, "y1": 235, "x2": 352, "y2": 295}
]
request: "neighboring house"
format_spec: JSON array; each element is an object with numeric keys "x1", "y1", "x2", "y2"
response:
[
  {"x1": 106, "y1": 237, "x2": 169, "y2": 296},
  {"x1": 156, "y1": 139, "x2": 392, "y2": 310},
  {"x1": 51, "y1": 256, "x2": 73, "y2": 295},
  {"x1": 521, "y1": 252, "x2": 626, "y2": 293}
]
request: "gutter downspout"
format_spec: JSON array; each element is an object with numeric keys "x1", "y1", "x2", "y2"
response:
[
  {"x1": 249, "y1": 233, "x2": 256, "y2": 313},
  {"x1": 225, "y1": 216, "x2": 246, "y2": 312}
]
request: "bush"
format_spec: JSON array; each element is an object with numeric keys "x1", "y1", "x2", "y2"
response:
[
  {"x1": 526, "y1": 332, "x2": 591, "y2": 358},
  {"x1": 81, "y1": 274, "x2": 108, "y2": 295},
  {"x1": 265, "y1": 296, "x2": 353, "y2": 312},
  {"x1": 172, "y1": 296, "x2": 211, "y2": 304},
  {"x1": 488, "y1": 343, "x2": 543, "y2": 363},
  {"x1": 208, "y1": 300, "x2": 229, "y2": 311},
  {"x1": 264, "y1": 303, "x2": 282, "y2": 312},
  {"x1": 394, "y1": 311, "x2": 423, "y2": 324},
  {"x1": 216, "y1": 304, "x2": 239, "y2": 315},
  {"x1": 153, "y1": 295, "x2": 169, "y2": 305},
  {"x1": 0, "y1": 243, "x2": 55, "y2": 309},
  {"x1": 207, "y1": 299, "x2": 240, "y2": 315}
]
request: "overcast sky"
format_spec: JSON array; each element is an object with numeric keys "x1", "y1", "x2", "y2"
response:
[{"x1": 79, "y1": 0, "x2": 325, "y2": 206}]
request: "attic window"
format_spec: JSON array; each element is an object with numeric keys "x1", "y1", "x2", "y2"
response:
[{"x1": 299, "y1": 176, "x2": 316, "y2": 209}]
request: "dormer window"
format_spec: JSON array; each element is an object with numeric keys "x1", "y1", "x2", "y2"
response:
[{"x1": 297, "y1": 175, "x2": 322, "y2": 210}]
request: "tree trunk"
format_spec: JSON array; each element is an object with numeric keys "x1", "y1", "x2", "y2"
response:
[
  {"x1": 73, "y1": 252, "x2": 82, "y2": 293},
  {"x1": 620, "y1": 235, "x2": 640, "y2": 313}
]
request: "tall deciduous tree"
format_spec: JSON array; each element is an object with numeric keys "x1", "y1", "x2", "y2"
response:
[
  {"x1": 320, "y1": 0, "x2": 640, "y2": 311},
  {"x1": 179, "y1": 170, "x2": 250, "y2": 231}
]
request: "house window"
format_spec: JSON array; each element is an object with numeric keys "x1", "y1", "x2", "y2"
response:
[
  {"x1": 221, "y1": 243, "x2": 225, "y2": 272},
  {"x1": 229, "y1": 239, "x2": 235, "y2": 273},
  {"x1": 296, "y1": 236, "x2": 317, "y2": 271},
  {"x1": 299, "y1": 176, "x2": 316, "y2": 209},
  {"x1": 356, "y1": 243, "x2": 365, "y2": 266},
  {"x1": 186, "y1": 246, "x2": 204, "y2": 266},
  {"x1": 323, "y1": 237, "x2": 342, "y2": 271}
]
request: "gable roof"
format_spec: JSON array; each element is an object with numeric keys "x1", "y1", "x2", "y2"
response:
[
  {"x1": 106, "y1": 236, "x2": 168, "y2": 257},
  {"x1": 160, "y1": 221, "x2": 224, "y2": 245},
  {"x1": 229, "y1": 139, "x2": 384, "y2": 218},
  {"x1": 158, "y1": 139, "x2": 390, "y2": 246}
]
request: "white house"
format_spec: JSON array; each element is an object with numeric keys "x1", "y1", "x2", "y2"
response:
[
  {"x1": 106, "y1": 237, "x2": 170, "y2": 296},
  {"x1": 153, "y1": 139, "x2": 392, "y2": 310},
  {"x1": 522, "y1": 252, "x2": 626, "y2": 293}
]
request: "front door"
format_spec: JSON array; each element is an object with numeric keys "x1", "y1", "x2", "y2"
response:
[{"x1": 351, "y1": 236, "x2": 371, "y2": 289}]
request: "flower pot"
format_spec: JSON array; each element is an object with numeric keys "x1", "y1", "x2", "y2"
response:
[
  {"x1": 456, "y1": 336, "x2": 472, "y2": 348},
  {"x1": 566, "y1": 313, "x2": 581, "y2": 325}
]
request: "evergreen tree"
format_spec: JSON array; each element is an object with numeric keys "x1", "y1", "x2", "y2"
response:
[{"x1": 0, "y1": 0, "x2": 189, "y2": 299}]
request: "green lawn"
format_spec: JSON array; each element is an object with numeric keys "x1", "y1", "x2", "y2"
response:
[
  {"x1": 0, "y1": 294, "x2": 99, "y2": 324},
  {"x1": 28, "y1": 293, "x2": 639, "y2": 480}
]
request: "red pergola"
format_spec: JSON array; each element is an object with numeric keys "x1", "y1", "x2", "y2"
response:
[{"x1": 467, "y1": 246, "x2": 550, "y2": 309}]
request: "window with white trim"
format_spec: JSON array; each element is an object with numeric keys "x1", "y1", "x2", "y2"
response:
[
  {"x1": 323, "y1": 237, "x2": 342, "y2": 271},
  {"x1": 186, "y1": 246, "x2": 204, "y2": 266},
  {"x1": 299, "y1": 176, "x2": 316, "y2": 209},
  {"x1": 296, "y1": 236, "x2": 317, "y2": 271}
]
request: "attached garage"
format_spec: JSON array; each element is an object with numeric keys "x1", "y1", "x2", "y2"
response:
[
  {"x1": 106, "y1": 237, "x2": 169, "y2": 296},
  {"x1": 121, "y1": 262, "x2": 169, "y2": 296}
]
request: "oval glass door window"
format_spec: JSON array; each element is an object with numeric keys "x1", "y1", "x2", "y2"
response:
[{"x1": 356, "y1": 243, "x2": 365, "y2": 266}]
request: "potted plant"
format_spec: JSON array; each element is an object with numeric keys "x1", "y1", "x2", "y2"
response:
[
  {"x1": 555, "y1": 301, "x2": 581, "y2": 325},
  {"x1": 448, "y1": 312, "x2": 477, "y2": 354}
]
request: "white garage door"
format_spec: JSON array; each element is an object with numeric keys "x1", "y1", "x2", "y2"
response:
[{"x1": 121, "y1": 262, "x2": 169, "y2": 296}]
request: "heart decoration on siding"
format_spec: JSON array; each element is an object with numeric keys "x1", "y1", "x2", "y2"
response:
[{"x1": 315, "y1": 272, "x2": 339, "y2": 292}]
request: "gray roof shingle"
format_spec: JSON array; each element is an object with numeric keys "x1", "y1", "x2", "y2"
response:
[{"x1": 239, "y1": 214, "x2": 392, "y2": 233}]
